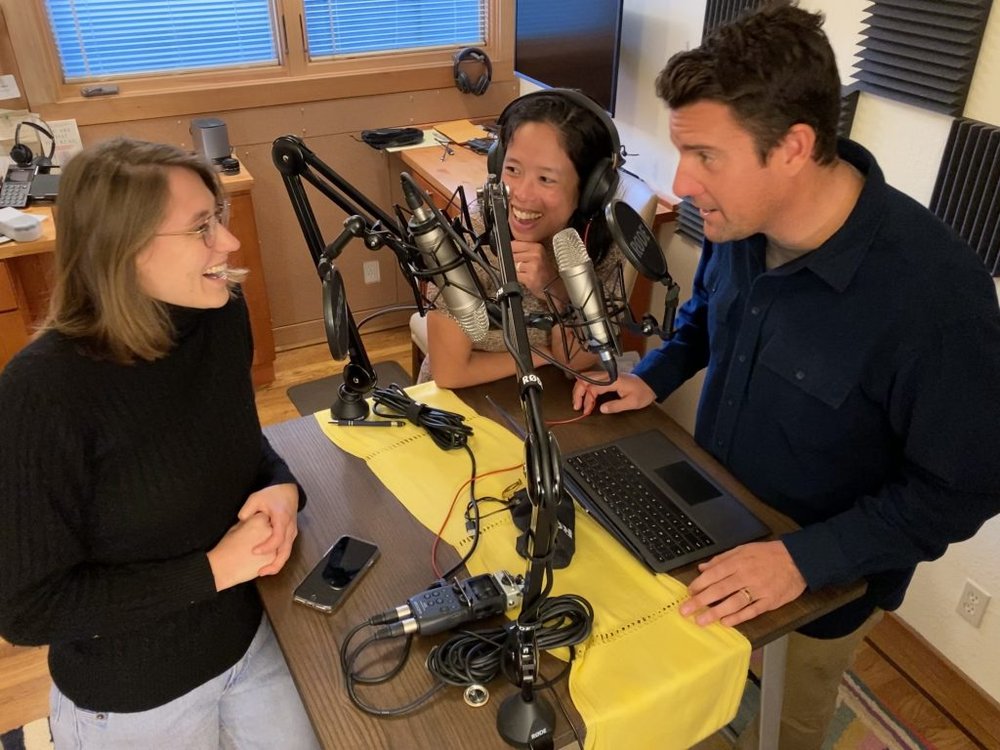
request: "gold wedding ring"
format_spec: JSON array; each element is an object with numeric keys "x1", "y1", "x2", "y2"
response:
[{"x1": 741, "y1": 587, "x2": 754, "y2": 606}]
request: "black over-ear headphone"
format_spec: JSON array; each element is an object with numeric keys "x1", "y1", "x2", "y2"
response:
[
  {"x1": 487, "y1": 88, "x2": 621, "y2": 218},
  {"x1": 452, "y1": 47, "x2": 493, "y2": 96},
  {"x1": 11, "y1": 120, "x2": 56, "y2": 172}
]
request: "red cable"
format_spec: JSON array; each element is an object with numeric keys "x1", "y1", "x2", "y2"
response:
[{"x1": 431, "y1": 461, "x2": 524, "y2": 578}]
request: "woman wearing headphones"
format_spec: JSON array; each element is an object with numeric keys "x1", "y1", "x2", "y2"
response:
[{"x1": 420, "y1": 90, "x2": 625, "y2": 388}]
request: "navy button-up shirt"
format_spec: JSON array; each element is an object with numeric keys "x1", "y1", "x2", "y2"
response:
[{"x1": 634, "y1": 139, "x2": 1000, "y2": 636}]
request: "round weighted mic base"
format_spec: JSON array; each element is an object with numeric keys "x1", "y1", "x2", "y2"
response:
[
  {"x1": 329, "y1": 363, "x2": 374, "y2": 421},
  {"x1": 330, "y1": 385, "x2": 370, "y2": 421},
  {"x1": 497, "y1": 692, "x2": 556, "y2": 750}
]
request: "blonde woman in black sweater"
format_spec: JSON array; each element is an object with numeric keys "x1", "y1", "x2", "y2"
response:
[{"x1": 0, "y1": 138, "x2": 319, "y2": 749}]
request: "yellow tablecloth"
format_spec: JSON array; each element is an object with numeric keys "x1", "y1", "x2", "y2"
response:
[{"x1": 316, "y1": 382, "x2": 749, "y2": 749}]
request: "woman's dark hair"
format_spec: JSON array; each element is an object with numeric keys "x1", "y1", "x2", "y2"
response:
[
  {"x1": 499, "y1": 92, "x2": 616, "y2": 262},
  {"x1": 656, "y1": 1, "x2": 841, "y2": 165}
]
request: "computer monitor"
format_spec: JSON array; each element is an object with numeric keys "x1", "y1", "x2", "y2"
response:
[{"x1": 514, "y1": 0, "x2": 625, "y2": 115}]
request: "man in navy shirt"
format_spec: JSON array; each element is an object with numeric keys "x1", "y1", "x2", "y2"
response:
[{"x1": 573, "y1": 3, "x2": 1000, "y2": 747}]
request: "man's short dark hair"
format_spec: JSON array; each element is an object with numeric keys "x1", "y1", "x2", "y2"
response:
[{"x1": 656, "y1": 1, "x2": 841, "y2": 165}]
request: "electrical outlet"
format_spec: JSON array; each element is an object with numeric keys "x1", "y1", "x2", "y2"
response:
[
  {"x1": 956, "y1": 579, "x2": 991, "y2": 628},
  {"x1": 363, "y1": 260, "x2": 380, "y2": 285}
]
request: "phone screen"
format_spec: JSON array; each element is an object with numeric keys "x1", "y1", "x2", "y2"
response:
[
  {"x1": 6, "y1": 168, "x2": 33, "y2": 183},
  {"x1": 293, "y1": 535, "x2": 380, "y2": 613},
  {"x1": 321, "y1": 535, "x2": 378, "y2": 589}
]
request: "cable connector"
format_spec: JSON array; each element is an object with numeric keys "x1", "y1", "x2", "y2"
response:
[
  {"x1": 374, "y1": 619, "x2": 419, "y2": 640},
  {"x1": 368, "y1": 604, "x2": 412, "y2": 626}
]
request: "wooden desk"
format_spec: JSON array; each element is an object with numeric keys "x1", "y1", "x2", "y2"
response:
[
  {"x1": 259, "y1": 369, "x2": 864, "y2": 748},
  {"x1": 399, "y1": 144, "x2": 490, "y2": 212},
  {"x1": 0, "y1": 166, "x2": 276, "y2": 386}
]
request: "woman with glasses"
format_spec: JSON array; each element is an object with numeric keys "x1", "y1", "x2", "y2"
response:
[{"x1": 0, "y1": 138, "x2": 319, "y2": 749}]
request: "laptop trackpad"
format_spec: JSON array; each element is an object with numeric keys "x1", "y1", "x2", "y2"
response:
[{"x1": 654, "y1": 460, "x2": 721, "y2": 505}]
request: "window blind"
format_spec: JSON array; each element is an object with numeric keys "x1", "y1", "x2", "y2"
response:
[
  {"x1": 303, "y1": 0, "x2": 485, "y2": 59},
  {"x1": 44, "y1": 0, "x2": 278, "y2": 81}
]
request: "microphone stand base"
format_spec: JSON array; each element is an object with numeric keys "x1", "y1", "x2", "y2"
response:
[
  {"x1": 329, "y1": 384, "x2": 370, "y2": 421},
  {"x1": 496, "y1": 691, "x2": 556, "y2": 750}
]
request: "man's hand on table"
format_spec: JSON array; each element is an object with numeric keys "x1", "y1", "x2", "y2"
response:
[{"x1": 679, "y1": 540, "x2": 807, "y2": 627}]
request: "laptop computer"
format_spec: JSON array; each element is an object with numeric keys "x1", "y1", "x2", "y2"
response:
[{"x1": 562, "y1": 429, "x2": 770, "y2": 574}]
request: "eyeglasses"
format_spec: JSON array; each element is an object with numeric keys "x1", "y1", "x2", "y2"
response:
[{"x1": 155, "y1": 201, "x2": 231, "y2": 248}]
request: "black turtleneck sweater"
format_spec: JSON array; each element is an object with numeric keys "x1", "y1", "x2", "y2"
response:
[{"x1": 0, "y1": 294, "x2": 304, "y2": 712}]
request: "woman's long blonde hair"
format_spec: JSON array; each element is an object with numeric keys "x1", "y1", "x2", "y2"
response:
[{"x1": 45, "y1": 137, "x2": 221, "y2": 363}]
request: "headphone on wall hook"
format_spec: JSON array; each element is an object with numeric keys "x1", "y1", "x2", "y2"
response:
[
  {"x1": 11, "y1": 120, "x2": 57, "y2": 173},
  {"x1": 452, "y1": 47, "x2": 493, "y2": 96}
]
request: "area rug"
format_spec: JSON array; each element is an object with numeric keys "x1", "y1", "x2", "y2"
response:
[
  {"x1": 286, "y1": 360, "x2": 412, "y2": 417},
  {"x1": 723, "y1": 669, "x2": 934, "y2": 750},
  {"x1": 0, "y1": 719, "x2": 51, "y2": 750},
  {"x1": 824, "y1": 670, "x2": 933, "y2": 750}
]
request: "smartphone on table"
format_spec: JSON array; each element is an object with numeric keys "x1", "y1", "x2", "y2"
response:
[{"x1": 293, "y1": 535, "x2": 380, "y2": 613}]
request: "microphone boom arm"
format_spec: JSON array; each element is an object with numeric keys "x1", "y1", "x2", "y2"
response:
[{"x1": 272, "y1": 135, "x2": 425, "y2": 419}]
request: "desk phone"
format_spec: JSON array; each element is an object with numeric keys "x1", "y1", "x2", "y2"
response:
[{"x1": 1, "y1": 165, "x2": 36, "y2": 209}]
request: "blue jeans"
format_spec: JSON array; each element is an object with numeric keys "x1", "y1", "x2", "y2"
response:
[{"x1": 49, "y1": 615, "x2": 320, "y2": 750}]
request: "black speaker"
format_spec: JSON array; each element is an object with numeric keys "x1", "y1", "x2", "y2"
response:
[
  {"x1": 487, "y1": 89, "x2": 621, "y2": 218},
  {"x1": 11, "y1": 121, "x2": 56, "y2": 174},
  {"x1": 452, "y1": 47, "x2": 492, "y2": 96}
]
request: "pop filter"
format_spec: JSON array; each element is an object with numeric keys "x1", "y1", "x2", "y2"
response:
[
  {"x1": 605, "y1": 199, "x2": 669, "y2": 282},
  {"x1": 604, "y1": 198, "x2": 681, "y2": 341},
  {"x1": 322, "y1": 267, "x2": 350, "y2": 361}
]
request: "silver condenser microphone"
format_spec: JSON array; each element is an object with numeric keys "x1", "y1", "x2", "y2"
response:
[
  {"x1": 551, "y1": 227, "x2": 619, "y2": 377},
  {"x1": 402, "y1": 175, "x2": 489, "y2": 342}
]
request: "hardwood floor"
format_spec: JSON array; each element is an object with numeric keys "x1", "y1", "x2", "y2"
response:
[
  {"x1": 1, "y1": 326, "x2": 995, "y2": 749},
  {"x1": 253, "y1": 327, "x2": 414, "y2": 428}
]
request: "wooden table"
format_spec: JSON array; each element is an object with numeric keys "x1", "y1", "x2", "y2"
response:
[
  {"x1": 0, "y1": 165, "x2": 276, "y2": 385},
  {"x1": 259, "y1": 368, "x2": 865, "y2": 748}
]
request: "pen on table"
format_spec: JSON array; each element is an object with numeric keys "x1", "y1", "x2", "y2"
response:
[{"x1": 329, "y1": 419, "x2": 405, "y2": 427}]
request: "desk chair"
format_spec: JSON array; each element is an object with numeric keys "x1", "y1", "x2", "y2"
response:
[{"x1": 409, "y1": 170, "x2": 659, "y2": 380}]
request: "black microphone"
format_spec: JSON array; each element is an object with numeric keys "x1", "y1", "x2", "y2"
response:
[
  {"x1": 551, "y1": 227, "x2": 620, "y2": 377},
  {"x1": 402, "y1": 174, "x2": 489, "y2": 343}
]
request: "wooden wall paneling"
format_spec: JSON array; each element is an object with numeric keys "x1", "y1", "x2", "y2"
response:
[
  {"x1": 227, "y1": 190, "x2": 276, "y2": 386},
  {"x1": 9, "y1": 253, "x2": 53, "y2": 325},
  {"x1": 0, "y1": 260, "x2": 17, "y2": 311},
  {"x1": 0, "y1": 261, "x2": 30, "y2": 371},
  {"x1": 75, "y1": 84, "x2": 519, "y2": 353},
  {"x1": 243, "y1": 136, "x2": 412, "y2": 350},
  {"x1": 0, "y1": 5, "x2": 28, "y2": 111}
]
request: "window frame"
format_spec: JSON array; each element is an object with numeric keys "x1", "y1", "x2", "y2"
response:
[{"x1": 3, "y1": 0, "x2": 511, "y2": 126}]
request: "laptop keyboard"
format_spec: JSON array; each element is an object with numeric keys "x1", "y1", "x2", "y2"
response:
[{"x1": 566, "y1": 445, "x2": 715, "y2": 564}]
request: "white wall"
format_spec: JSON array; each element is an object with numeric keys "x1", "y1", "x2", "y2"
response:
[{"x1": 606, "y1": 0, "x2": 1000, "y2": 702}]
